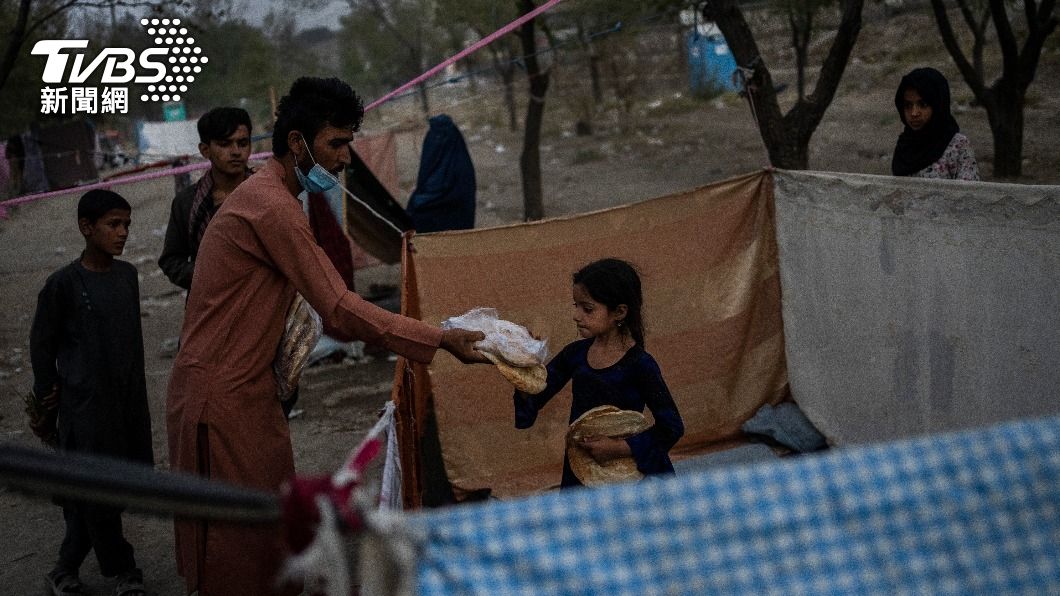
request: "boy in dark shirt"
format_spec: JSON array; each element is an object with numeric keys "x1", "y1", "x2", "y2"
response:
[{"x1": 30, "y1": 189, "x2": 152, "y2": 596}]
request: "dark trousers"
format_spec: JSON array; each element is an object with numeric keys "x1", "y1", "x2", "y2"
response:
[{"x1": 56, "y1": 502, "x2": 136, "y2": 577}]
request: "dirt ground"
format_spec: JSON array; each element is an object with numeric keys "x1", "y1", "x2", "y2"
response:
[{"x1": 1, "y1": 8, "x2": 1057, "y2": 595}]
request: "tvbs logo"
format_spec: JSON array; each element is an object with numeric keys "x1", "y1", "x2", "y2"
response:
[
  {"x1": 33, "y1": 40, "x2": 168, "y2": 84},
  {"x1": 33, "y1": 39, "x2": 167, "y2": 83},
  {"x1": 31, "y1": 18, "x2": 207, "y2": 114}
]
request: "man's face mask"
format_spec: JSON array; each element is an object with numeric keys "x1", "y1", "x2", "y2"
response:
[{"x1": 294, "y1": 136, "x2": 339, "y2": 193}]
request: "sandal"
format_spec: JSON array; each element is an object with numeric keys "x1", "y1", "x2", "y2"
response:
[
  {"x1": 112, "y1": 568, "x2": 145, "y2": 596},
  {"x1": 45, "y1": 570, "x2": 83, "y2": 595}
]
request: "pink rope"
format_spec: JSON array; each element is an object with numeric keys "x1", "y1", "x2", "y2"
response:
[
  {"x1": 0, "y1": 151, "x2": 272, "y2": 218},
  {"x1": 1, "y1": 0, "x2": 565, "y2": 218},
  {"x1": 364, "y1": 0, "x2": 566, "y2": 112}
]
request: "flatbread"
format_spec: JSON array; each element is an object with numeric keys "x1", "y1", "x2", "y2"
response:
[
  {"x1": 483, "y1": 351, "x2": 548, "y2": 394},
  {"x1": 474, "y1": 318, "x2": 545, "y2": 368},
  {"x1": 566, "y1": 405, "x2": 651, "y2": 487},
  {"x1": 273, "y1": 293, "x2": 321, "y2": 400}
]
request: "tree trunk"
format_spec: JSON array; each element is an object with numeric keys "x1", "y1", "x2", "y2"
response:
[
  {"x1": 577, "y1": 19, "x2": 603, "y2": 105},
  {"x1": 794, "y1": 40, "x2": 808, "y2": 103},
  {"x1": 502, "y1": 66, "x2": 518, "y2": 131},
  {"x1": 790, "y1": 4, "x2": 813, "y2": 103},
  {"x1": 588, "y1": 51, "x2": 603, "y2": 106},
  {"x1": 467, "y1": 63, "x2": 478, "y2": 94},
  {"x1": 518, "y1": 0, "x2": 549, "y2": 221},
  {"x1": 985, "y1": 83, "x2": 1024, "y2": 178},
  {"x1": 0, "y1": 0, "x2": 33, "y2": 95},
  {"x1": 417, "y1": 82, "x2": 430, "y2": 119},
  {"x1": 929, "y1": 0, "x2": 1056, "y2": 179},
  {"x1": 770, "y1": 137, "x2": 810, "y2": 170},
  {"x1": 708, "y1": 0, "x2": 863, "y2": 170}
]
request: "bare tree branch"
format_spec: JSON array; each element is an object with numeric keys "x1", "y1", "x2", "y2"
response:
[
  {"x1": 797, "y1": 0, "x2": 863, "y2": 138},
  {"x1": 953, "y1": 0, "x2": 989, "y2": 78},
  {"x1": 955, "y1": 0, "x2": 978, "y2": 31},
  {"x1": 988, "y1": 0, "x2": 1021, "y2": 75},
  {"x1": 929, "y1": 0, "x2": 987, "y2": 99},
  {"x1": 705, "y1": 0, "x2": 784, "y2": 149},
  {"x1": 359, "y1": 0, "x2": 419, "y2": 55},
  {"x1": 1025, "y1": 0, "x2": 1039, "y2": 26},
  {"x1": 0, "y1": 0, "x2": 34, "y2": 92},
  {"x1": 1018, "y1": 0, "x2": 1058, "y2": 85}
]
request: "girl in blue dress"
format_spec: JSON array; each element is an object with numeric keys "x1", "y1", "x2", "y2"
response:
[{"x1": 514, "y1": 258, "x2": 685, "y2": 488}]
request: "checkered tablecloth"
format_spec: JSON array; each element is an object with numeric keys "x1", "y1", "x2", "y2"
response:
[{"x1": 408, "y1": 415, "x2": 1060, "y2": 595}]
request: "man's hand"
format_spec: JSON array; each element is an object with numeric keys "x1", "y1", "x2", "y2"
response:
[
  {"x1": 577, "y1": 436, "x2": 631, "y2": 464},
  {"x1": 24, "y1": 386, "x2": 59, "y2": 447},
  {"x1": 40, "y1": 384, "x2": 59, "y2": 409},
  {"x1": 439, "y1": 328, "x2": 490, "y2": 364}
]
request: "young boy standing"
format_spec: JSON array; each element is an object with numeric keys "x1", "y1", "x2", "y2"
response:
[
  {"x1": 158, "y1": 106, "x2": 253, "y2": 291},
  {"x1": 30, "y1": 189, "x2": 152, "y2": 596}
]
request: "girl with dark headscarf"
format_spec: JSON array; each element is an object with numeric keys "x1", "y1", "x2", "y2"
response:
[{"x1": 891, "y1": 67, "x2": 979, "y2": 180}]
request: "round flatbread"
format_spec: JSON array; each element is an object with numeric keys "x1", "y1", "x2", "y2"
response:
[
  {"x1": 478, "y1": 319, "x2": 545, "y2": 368},
  {"x1": 566, "y1": 406, "x2": 651, "y2": 487},
  {"x1": 483, "y1": 351, "x2": 548, "y2": 394}
]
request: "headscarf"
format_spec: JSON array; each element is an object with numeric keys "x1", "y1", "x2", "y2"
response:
[
  {"x1": 187, "y1": 166, "x2": 254, "y2": 246},
  {"x1": 891, "y1": 67, "x2": 960, "y2": 176},
  {"x1": 187, "y1": 167, "x2": 215, "y2": 246}
]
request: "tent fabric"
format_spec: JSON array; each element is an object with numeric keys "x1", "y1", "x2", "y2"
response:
[
  {"x1": 342, "y1": 148, "x2": 413, "y2": 266},
  {"x1": 137, "y1": 119, "x2": 198, "y2": 160},
  {"x1": 395, "y1": 171, "x2": 788, "y2": 502},
  {"x1": 354, "y1": 131, "x2": 400, "y2": 199},
  {"x1": 772, "y1": 170, "x2": 1060, "y2": 446},
  {"x1": 33, "y1": 120, "x2": 99, "y2": 190},
  {"x1": 19, "y1": 131, "x2": 52, "y2": 194},
  {"x1": 0, "y1": 142, "x2": 10, "y2": 197},
  {"x1": 405, "y1": 114, "x2": 476, "y2": 233},
  {"x1": 396, "y1": 413, "x2": 1060, "y2": 595}
]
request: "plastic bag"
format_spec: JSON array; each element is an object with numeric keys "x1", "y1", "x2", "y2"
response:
[{"x1": 441, "y1": 307, "x2": 548, "y2": 367}]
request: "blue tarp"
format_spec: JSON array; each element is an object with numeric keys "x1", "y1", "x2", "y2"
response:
[
  {"x1": 406, "y1": 414, "x2": 1060, "y2": 594},
  {"x1": 687, "y1": 32, "x2": 739, "y2": 94}
]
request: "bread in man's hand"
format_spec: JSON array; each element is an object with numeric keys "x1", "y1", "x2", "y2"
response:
[
  {"x1": 483, "y1": 351, "x2": 547, "y2": 394},
  {"x1": 481, "y1": 319, "x2": 543, "y2": 368}
]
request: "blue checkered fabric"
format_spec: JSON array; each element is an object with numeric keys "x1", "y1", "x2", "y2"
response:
[{"x1": 409, "y1": 415, "x2": 1060, "y2": 595}]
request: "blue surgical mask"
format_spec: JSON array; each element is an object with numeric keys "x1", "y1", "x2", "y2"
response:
[{"x1": 294, "y1": 137, "x2": 339, "y2": 193}]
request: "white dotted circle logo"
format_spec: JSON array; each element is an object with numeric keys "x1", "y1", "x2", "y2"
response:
[{"x1": 137, "y1": 18, "x2": 207, "y2": 103}]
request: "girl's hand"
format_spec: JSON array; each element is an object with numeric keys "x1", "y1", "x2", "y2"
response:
[{"x1": 577, "y1": 436, "x2": 631, "y2": 463}]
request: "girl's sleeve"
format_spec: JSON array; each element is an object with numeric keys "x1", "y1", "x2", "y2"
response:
[
  {"x1": 514, "y1": 343, "x2": 575, "y2": 429},
  {"x1": 626, "y1": 355, "x2": 684, "y2": 474},
  {"x1": 956, "y1": 135, "x2": 981, "y2": 181}
]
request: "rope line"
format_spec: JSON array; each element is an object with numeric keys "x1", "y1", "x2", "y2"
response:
[{"x1": 364, "y1": 0, "x2": 567, "y2": 112}]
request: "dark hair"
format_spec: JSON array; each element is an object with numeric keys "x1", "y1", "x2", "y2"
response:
[
  {"x1": 573, "y1": 258, "x2": 645, "y2": 346},
  {"x1": 77, "y1": 189, "x2": 130, "y2": 223},
  {"x1": 272, "y1": 77, "x2": 364, "y2": 157},
  {"x1": 197, "y1": 107, "x2": 252, "y2": 144},
  {"x1": 894, "y1": 67, "x2": 953, "y2": 127}
]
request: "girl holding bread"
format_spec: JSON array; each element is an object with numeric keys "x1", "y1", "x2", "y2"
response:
[{"x1": 513, "y1": 258, "x2": 684, "y2": 488}]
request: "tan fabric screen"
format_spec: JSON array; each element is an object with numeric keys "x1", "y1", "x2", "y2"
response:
[
  {"x1": 395, "y1": 170, "x2": 788, "y2": 502},
  {"x1": 353, "y1": 131, "x2": 400, "y2": 198}
]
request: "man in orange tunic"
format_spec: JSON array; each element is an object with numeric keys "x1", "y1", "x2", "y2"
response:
[{"x1": 165, "y1": 77, "x2": 486, "y2": 596}]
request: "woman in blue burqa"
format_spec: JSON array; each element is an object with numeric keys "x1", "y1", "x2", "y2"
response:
[{"x1": 405, "y1": 114, "x2": 476, "y2": 232}]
